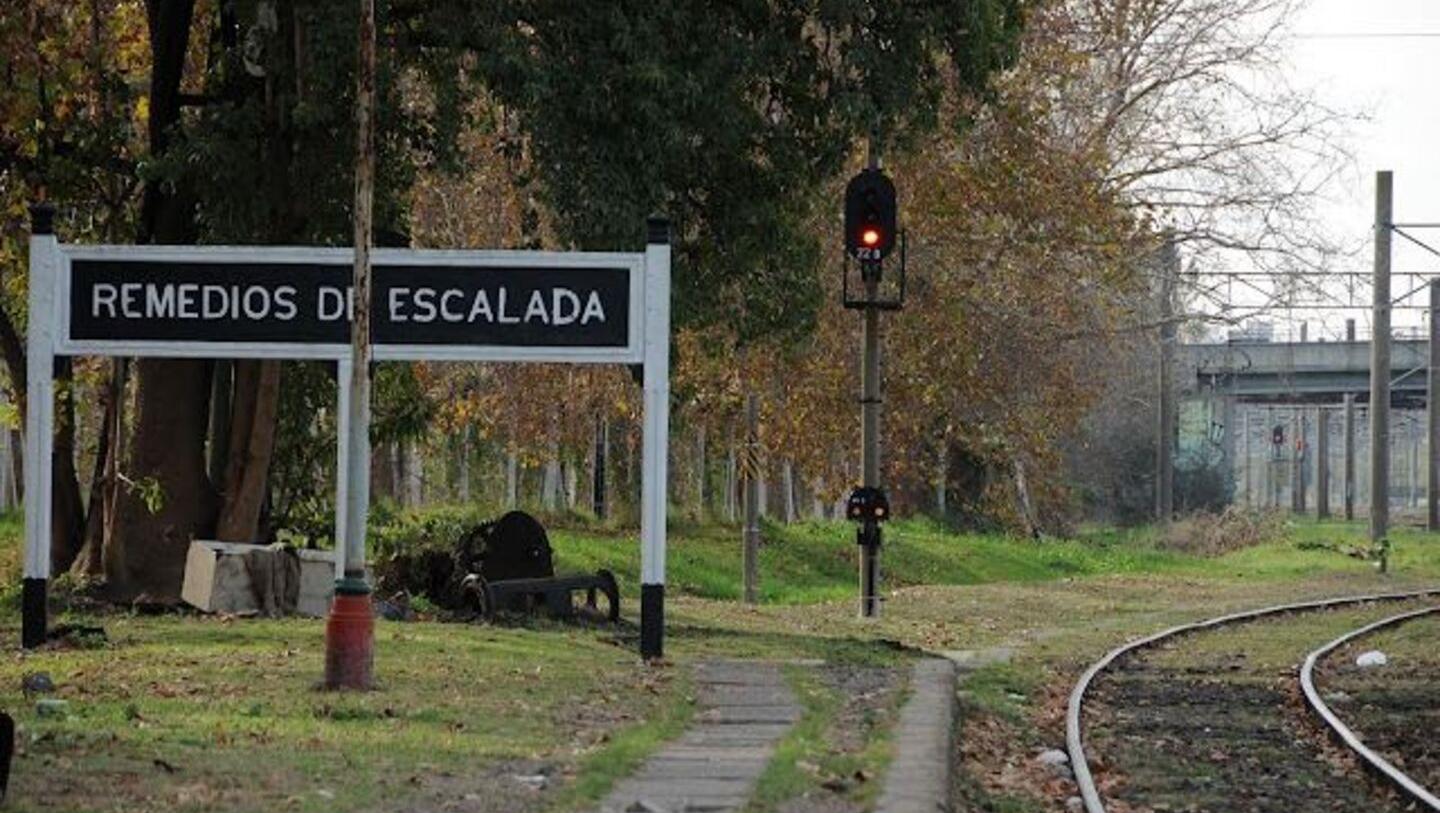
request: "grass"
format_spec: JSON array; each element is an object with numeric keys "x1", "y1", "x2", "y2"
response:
[
  {"x1": 0, "y1": 616, "x2": 695, "y2": 812},
  {"x1": 552, "y1": 515, "x2": 1197, "y2": 605},
  {"x1": 745, "y1": 665, "x2": 903, "y2": 812},
  {"x1": 5, "y1": 508, "x2": 1440, "y2": 812}
]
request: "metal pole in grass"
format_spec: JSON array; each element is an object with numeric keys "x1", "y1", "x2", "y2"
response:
[{"x1": 324, "y1": 0, "x2": 377, "y2": 690}]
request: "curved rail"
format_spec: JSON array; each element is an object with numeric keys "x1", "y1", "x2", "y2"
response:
[
  {"x1": 1066, "y1": 588, "x2": 1440, "y2": 813},
  {"x1": 1300, "y1": 605, "x2": 1440, "y2": 811}
]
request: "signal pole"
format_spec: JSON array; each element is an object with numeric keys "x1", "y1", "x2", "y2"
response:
[
  {"x1": 841, "y1": 145, "x2": 902, "y2": 619},
  {"x1": 1370, "y1": 171, "x2": 1392, "y2": 544},
  {"x1": 858, "y1": 150, "x2": 883, "y2": 618}
]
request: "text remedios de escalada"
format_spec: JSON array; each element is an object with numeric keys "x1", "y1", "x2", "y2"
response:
[{"x1": 88, "y1": 283, "x2": 611, "y2": 326}]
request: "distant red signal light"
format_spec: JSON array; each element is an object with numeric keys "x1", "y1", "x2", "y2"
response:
[{"x1": 861, "y1": 228, "x2": 882, "y2": 247}]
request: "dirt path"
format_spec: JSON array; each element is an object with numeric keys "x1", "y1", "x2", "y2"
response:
[{"x1": 1085, "y1": 603, "x2": 1430, "y2": 813}]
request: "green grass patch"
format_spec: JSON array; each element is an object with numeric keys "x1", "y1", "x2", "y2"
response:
[
  {"x1": 746, "y1": 665, "x2": 902, "y2": 812},
  {"x1": 550, "y1": 671, "x2": 696, "y2": 811}
]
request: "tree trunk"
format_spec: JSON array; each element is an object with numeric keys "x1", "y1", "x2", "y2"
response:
[
  {"x1": 592, "y1": 415, "x2": 607, "y2": 519},
  {"x1": 50, "y1": 359, "x2": 85, "y2": 574},
  {"x1": 78, "y1": 359, "x2": 127, "y2": 578},
  {"x1": 1013, "y1": 457, "x2": 1041, "y2": 540},
  {"x1": 757, "y1": 469, "x2": 768, "y2": 519},
  {"x1": 391, "y1": 441, "x2": 405, "y2": 506},
  {"x1": 8, "y1": 429, "x2": 21, "y2": 505},
  {"x1": 782, "y1": 459, "x2": 796, "y2": 524},
  {"x1": 74, "y1": 360, "x2": 123, "y2": 577},
  {"x1": 206, "y1": 360, "x2": 232, "y2": 485},
  {"x1": 742, "y1": 393, "x2": 760, "y2": 603},
  {"x1": 457, "y1": 426, "x2": 471, "y2": 503},
  {"x1": 935, "y1": 444, "x2": 948, "y2": 516},
  {"x1": 404, "y1": 437, "x2": 423, "y2": 507},
  {"x1": 109, "y1": 359, "x2": 217, "y2": 600},
  {"x1": 725, "y1": 435, "x2": 737, "y2": 522},
  {"x1": 216, "y1": 361, "x2": 282, "y2": 541},
  {"x1": 694, "y1": 425, "x2": 706, "y2": 520},
  {"x1": 0, "y1": 418, "x2": 13, "y2": 512},
  {"x1": 110, "y1": 0, "x2": 211, "y2": 601},
  {"x1": 505, "y1": 444, "x2": 518, "y2": 508},
  {"x1": 542, "y1": 439, "x2": 561, "y2": 511}
]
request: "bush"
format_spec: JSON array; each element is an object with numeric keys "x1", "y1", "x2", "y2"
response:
[
  {"x1": 369, "y1": 504, "x2": 491, "y2": 607},
  {"x1": 1158, "y1": 507, "x2": 1283, "y2": 556}
]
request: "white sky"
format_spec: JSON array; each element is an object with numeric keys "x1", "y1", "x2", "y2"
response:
[{"x1": 1261, "y1": 0, "x2": 1440, "y2": 339}]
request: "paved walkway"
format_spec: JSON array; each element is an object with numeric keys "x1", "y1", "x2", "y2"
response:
[
  {"x1": 599, "y1": 660, "x2": 800, "y2": 813},
  {"x1": 876, "y1": 659, "x2": 957, "y2": 813}
]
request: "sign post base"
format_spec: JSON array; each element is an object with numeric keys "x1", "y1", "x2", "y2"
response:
[{"x1": 323, "y1": 579, "x2": 374, "y2": 690}]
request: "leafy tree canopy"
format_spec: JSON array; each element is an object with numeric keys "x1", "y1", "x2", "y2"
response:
[{"x1": 416, "y1": 0, "x2": 1024, "y2": 344}]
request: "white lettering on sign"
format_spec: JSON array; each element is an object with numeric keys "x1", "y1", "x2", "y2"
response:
[
  {"x1": 85, "y1": 282, "x2": 608, "y2": 327},
  {"x1": 440, "y1": 290, "x2": 464, "y2": 322},
  {"x1": 379, "y1": 287, "x2": 608, "y2": 326},
  {"x1": 389, "y1": 288, "x2": 410, "y2": 323},
  {"x1": 93, "y1": 283, "x2": 118, "y2": 318}
]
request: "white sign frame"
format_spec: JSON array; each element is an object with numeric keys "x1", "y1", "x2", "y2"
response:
[
  {"x1": 23, "y1": 227, "x2": 671, "y2": 658},
  {"x1": 56, "y1": 245, "x2": 646, "y2": 364}
]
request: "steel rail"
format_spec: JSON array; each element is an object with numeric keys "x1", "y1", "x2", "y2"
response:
[
  {"x1": 1300, "y1": 605, "x2": 1440, "y2": 811},
  {"x1": 1066, "y1": 588, "x2": 1440, "y2": 813}
]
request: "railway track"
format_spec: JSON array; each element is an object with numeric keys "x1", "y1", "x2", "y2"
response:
[
  {"x1": 1065, "y1": 589, "x2": 1440, "y2": 813},
  {"x1": 1301, "y1": 605, "x2": 1440, "y2": 811}
]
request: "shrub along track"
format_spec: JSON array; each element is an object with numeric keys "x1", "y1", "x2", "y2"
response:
[
  {"x1": 1302, "y1": 606, "x2": 1440, "y2": 810},
  {"x1": 1066, "y1": 589, "x2": 1440, "y2": 813}
]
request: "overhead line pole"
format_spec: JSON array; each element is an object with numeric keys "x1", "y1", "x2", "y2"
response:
[
  {"x1": 1371, "y1": 171, "x2": 1393, "y2": 545},
  {"x1": 1156, "y1": 241, "x2": 1177, "y2": 524},
  {"x1": 1429, "y1": 279, "x2": 1440, "y2": 530}
]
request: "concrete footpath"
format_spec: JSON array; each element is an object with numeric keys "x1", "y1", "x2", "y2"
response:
[
  {"x1": 875, "y1": 659, "x2": 957, "y2": 813},
  {"x1": 598, "y1": 660, "x2": 800, "y2": 813}
]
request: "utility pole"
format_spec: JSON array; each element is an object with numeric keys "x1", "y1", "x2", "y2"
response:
[
  {"x1": 1344, "y1": 393, "x2": 1356, "y2": 520},
  {"x1": 1370, "y1": 170, "x2": 1393, "y2": 544},
  {"x1": 1429, "y1": 279, "x2": 1439, "y2": 530},
  {"x1": 1156, "y1": 241, "x2": 1177, "y2": 524},
  {"x1": 1317, "y1": 407, "x2": 1330, "y2": 518},
  {"x1": 325, "y1": 0, "x2": 377, "y2": 690},
  {"x1": 742, "y1": 392, "x2": 761, "y2": 604}
]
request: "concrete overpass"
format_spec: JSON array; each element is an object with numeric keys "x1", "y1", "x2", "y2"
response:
[{"x1": 1182, "y1": 339, "x2": 1430, "y2": 406}]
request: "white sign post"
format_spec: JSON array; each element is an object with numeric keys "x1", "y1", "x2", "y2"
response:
[{"x1": 22, "y1": 208, "x2": 672, "y2": 659}]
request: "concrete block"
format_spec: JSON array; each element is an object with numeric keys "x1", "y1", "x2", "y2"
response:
[{"x1": 181, "y1": 540, "x2": 338, "y2": 618}]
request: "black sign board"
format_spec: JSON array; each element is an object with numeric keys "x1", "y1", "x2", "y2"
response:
[{"x1": 67, "y1": 259, "x2": 631, "y2": 349}]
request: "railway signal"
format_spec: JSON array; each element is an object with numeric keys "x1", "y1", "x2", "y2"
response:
[
  {"x1": 844, "y1": 168, "x2": 897, "y2": 262},
  {"x1": 841, "y1": 158, "x2": 907, "y2": 618}
]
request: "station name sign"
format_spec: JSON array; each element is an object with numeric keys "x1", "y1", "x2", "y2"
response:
[{"x1": 57, "y1": 249, "x2": 643, "y2": 362}]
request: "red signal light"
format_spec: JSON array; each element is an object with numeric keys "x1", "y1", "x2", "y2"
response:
[{"x1": 861, "y1": 228, "x2": 881, "y2": 247}]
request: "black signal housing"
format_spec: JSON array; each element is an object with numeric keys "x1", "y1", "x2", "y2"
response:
[
  {"x1": 844, "y1": 169, "x2": 898, "y2": 262},
  {"x1": 846, "y1": 486, "x2": 891, "y2": 524}
]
